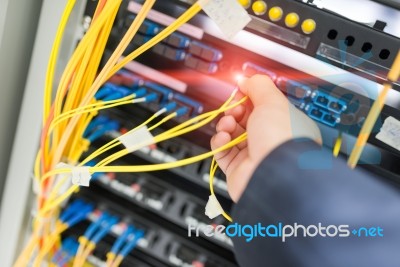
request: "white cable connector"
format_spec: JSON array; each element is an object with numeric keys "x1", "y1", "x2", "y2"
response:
[
  {"x1": 132, "y1": 97, "x2": 146, "y2": 104},
  {"x1": 205, "y1": 194, "x2": 224, "y2": 219}
]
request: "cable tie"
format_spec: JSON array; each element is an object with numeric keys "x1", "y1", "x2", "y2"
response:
[
  {"x1": 71, "y1": 166, "x2": 92, "y2": 187},
  {"x1": 31, "y1": 209, "x2": 52, "y2": 223},
  {"x1": 205, "y1": 194, "x2": 224, "y2": 219},
  {"x1": 118, "y1": 126, "x2": 154, "y2": 152},
  {"x1": 198, "y1": 0, "x2": 251, "y2": 40}
]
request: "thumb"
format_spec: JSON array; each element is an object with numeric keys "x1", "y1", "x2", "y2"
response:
[{"x1": 238, "y1": 75, "x2": 285, "y2": 107}]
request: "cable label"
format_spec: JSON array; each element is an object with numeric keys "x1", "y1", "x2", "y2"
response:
[
  {"x1": 118, "y1": 126, "x2": 154, "y2": 152},
  {"x1": 198, "y1": 0, "x2": 251, "y2": 39},
  {"x1": 205, "y1": 194, "x2": 224, "y2": 219},
  {"x1": 71, "y1": 166, "x2": 92, "y2": 187},
  {"x1": 376, "y1": 116, "x2": 400, "y2": 151}
]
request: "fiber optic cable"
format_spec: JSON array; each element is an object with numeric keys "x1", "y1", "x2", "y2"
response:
[
  {"x1": 110, "y1": 2, "x2": 203, "y2": 77},
  {"x1": 111, "y1": 230, "x2": 145, "y2": 267},
  {"x1": 80, "y1": 104, "x2": 170, "y2": 166},
  {"x1": 73, "y1": 215, "x2": 118, "y2": 267},
  {"x1": 95, "y1": 94, "x2": 246, "y2": 167},
  {"x1": 49, "y1": 94, "x2": 136, "y2": 131},
  {"x1": 209, "y1": 157, "x2": 233, "y2": 222},
  {"x1": 43, "y1": 0, "x2": 77, "y2": 124},
  {"x1": 333, "y1": 132, "x2": 342, "y2": 157},
  {"x1": 17, "y1": 1, "x2": 123, "y2": 265},
  {"x1": 50, "y1": 0, "x2": 121, "y2": 150},
  {"x1": 106, "y1": 225, "x2": 134, "y2": 266},
  {"x1": 50, "y1": 0, "x2": 155, "y2": 171}
]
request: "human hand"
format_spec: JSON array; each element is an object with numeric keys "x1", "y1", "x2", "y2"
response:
[{"x1": 211, "y1": 75, "x2": 321, "y2": 202}]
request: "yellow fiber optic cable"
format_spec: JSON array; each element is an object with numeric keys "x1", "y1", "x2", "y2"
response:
[
  {"x1": 50, "y1": 0, "x2": 154, "y2": 170},
  {"x1": 148, "y1": 112, "x2": 178, "y2": 131},
  {"x1": 51, "y1": 95, "x2": 135, "y2": 129},
  {"x1": 43, "y1": 0, "x2": 77, "y2": 124},
  {"x1": 32, "y1": 223, "x2": 69, "y2": 267},
  {"x1": 79, "y1": 111, "x2": 162, "y2": 166},
  {"x1": 17, "y1": 1, "x2": 122, "y2": 265},
  {"x1": 94, "y1": 97, "x2": 247, "y2": 167},
  {"x1": 111, "y1": 255, "x2": 124, "y2": 267},
  {"x1": 333, "y1": 132, "x2": 342, "y2": 157},
  {"x1": 110, "y1": 2, "x2": 202, "y2": 77},
  {"x1": 39, "y1": 133, "x2": 248, "y2": 216},
  {"x1": 209, "y1": 158, "x2": 233, "y2": 222},
  {"x1": 52, "y1": 0, "x2": 121, "y2": 146}
]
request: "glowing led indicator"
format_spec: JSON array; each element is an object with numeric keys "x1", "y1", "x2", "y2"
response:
[
  {"x1": 252, "y1": 1, "x2": 267, "y2": 15},
  {"x1": 301, "y1": 19, "x2": 316, "y2": 34},
  {"x1": 285, "y1": 12, "x2": 299, "y2": 28},
  {"x1": 268, "y1": 6, "x2": 283, "y2": 22}
]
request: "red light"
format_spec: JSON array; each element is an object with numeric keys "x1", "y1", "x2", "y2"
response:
[{"x1": 234, "y1": 73, "x2": 245, "y2": 83}]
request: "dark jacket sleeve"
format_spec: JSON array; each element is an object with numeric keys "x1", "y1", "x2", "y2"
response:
[{"x1": 231, "y1": 138, "x2": 400, "y2": 267}]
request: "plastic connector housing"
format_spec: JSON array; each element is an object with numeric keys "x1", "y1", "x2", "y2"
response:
[
  {"x1": 242, "y1": 62, "x2": 277, "y2": 81},
  {"x1": 175, "y1": 106, "x2": 189, "y2": 117},
  {"x1": 312, "y1": 91, "x2": 347, "y2": 114},
  {"x1": 144, "y1": 82, "x2": 173, "y2": 103},
  {"x1": 173, "y1": 94, "x2": 203, "y2": 116},
  {"x1": 306, "y1": 104, "x2": 340, "y2": 127},
  {"x1": 280, "y1": 79, "x2": 312, "y2": 99},
  {"x1": 162, "y1": 102, "x2": 177, "y2": 112}
]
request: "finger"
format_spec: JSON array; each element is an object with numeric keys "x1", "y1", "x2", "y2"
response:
[
  {"x1": 225, "y1": 101, "x2": 246, "y2": 122},
  {"x1": 216, "y1": 116, "x2": 247, "y2": 149},
  {"x1": 238, "y1": 74, "x2": 285, "y2": 107},
  {"x1": 225, "y1": 90, "x2": 245, "y2": 115},
  {"x1": 210, "y1": 131, "x2": 240, "y2": 174},
  {"x1": 211, "y1": 131, "x2": 232, "y2": 160}
]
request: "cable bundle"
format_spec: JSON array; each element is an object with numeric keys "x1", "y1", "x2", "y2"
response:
[{"x1": 14, "y1": 1, "x2": 248, "y2": 266}]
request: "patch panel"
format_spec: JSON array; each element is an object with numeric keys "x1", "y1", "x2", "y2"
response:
[
  {"x1": 124, "y1": 15, "x2": 160, "y2": 35},
  {"x1": 242, "y1": 62, "x2": 277, "y2": 81},
  {"x1": 184, "y1": 54, "x2": 218, "y2": 74},
  {"x1": 188, "y1": 41, "x2": 223, "y2": 62},
  {"x1": 172, "y1": 94, "x2": 204, "y2": 117},
  {"x1": 137, "y1": 143, "x2": 228, "y2": 195},
  {"x1": 152, "y1": 43, "x2": 187, "y2": 61},
  {"x1": 131, "y1": 34, "x2": 152, "y2": 47},
  {"x1": 305, "y1": 104, "x2": 341, "y2": 127},
  {"x1": 143, "y1": 82, "x2": 173, "y2": 103},
  {"x1": 143, "y1": 139, "x2": 228, "y2": 194},
  {"x1": 163, "y1": 32, "x2": 191, "y2": 49},
  {"x1": 69, "y1": 196, "x2": 236, "y2": 267},
  {"x1": 107, "y1": 70, "x2": 144, "y2": 88},
  {"x1": 287, "y1": 96, "x2": 307, "y2": 110},
  {"x1": 104, "y1": 126, "x2": 229, "y2": 198},
  {"x1": 105, "y1": 72, "x2": 204, "y2": 123},
  {"x1": 311, "y1": 90, "x2": 348, "y2": 114},
  {"x1": 93, "y1": 170, "x2": 232, "y2": 248},
  {"x1": 277, "y1": 78, "x2": 312, "y2": 99}
]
